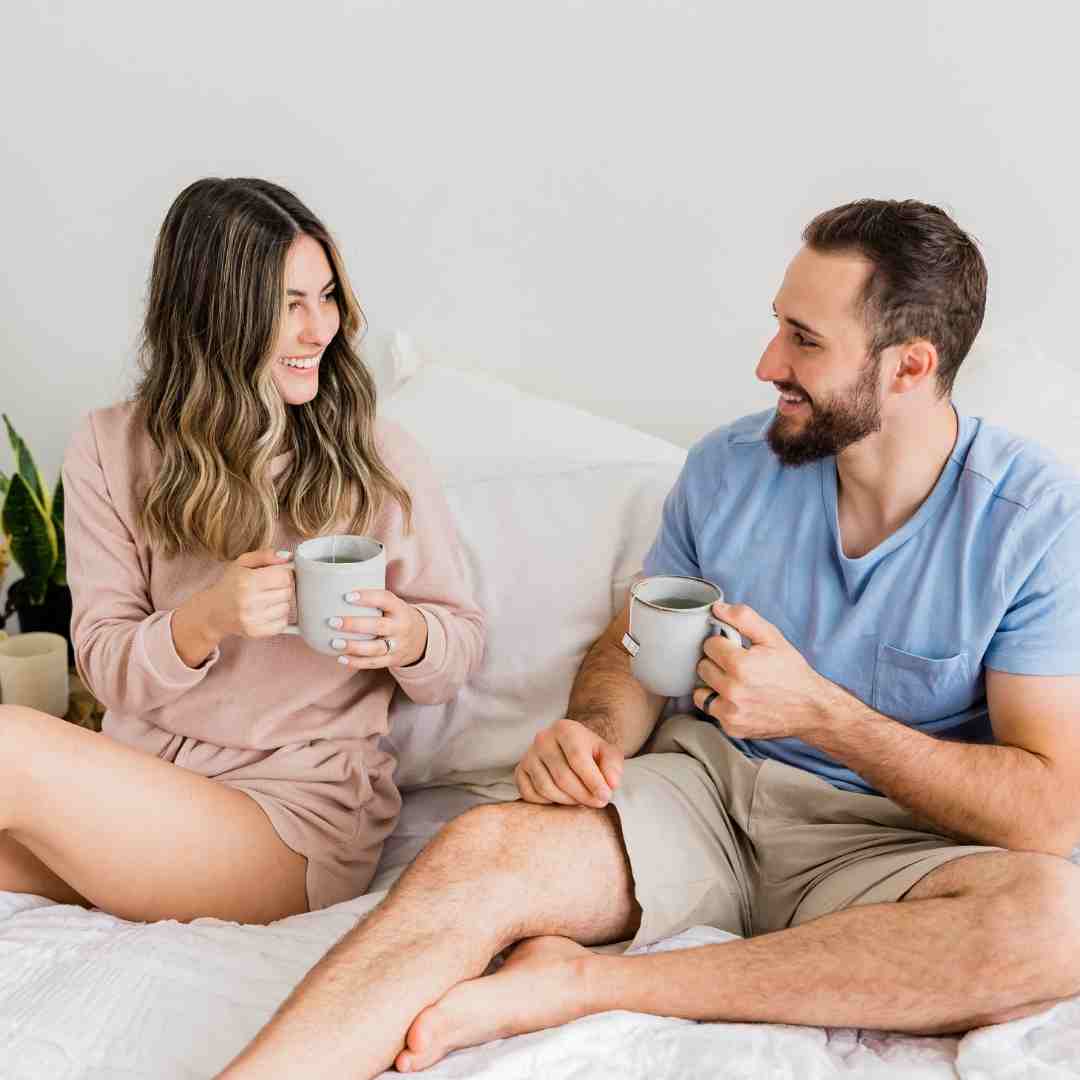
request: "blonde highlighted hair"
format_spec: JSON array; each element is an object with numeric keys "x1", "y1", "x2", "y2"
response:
[{"x1": 134, "y1": 177, "x2": 411, "y2": 559}]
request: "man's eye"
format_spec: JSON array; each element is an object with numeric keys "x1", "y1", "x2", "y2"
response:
[{"x1": 794, "y1": 332, "x2": 818, "y2": 348}]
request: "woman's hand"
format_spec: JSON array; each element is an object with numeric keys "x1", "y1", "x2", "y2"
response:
[
  {"x1": 329, "y1": 589, "x2": 429, "y2": 669},
  {"x1": 200, "y1": 549, "x2": 296, "y2": 641},
  {"x1": 173, "y1": 549, "x2": 294, "y2": 668}
]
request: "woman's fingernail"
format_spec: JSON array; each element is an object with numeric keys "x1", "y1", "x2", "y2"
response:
[
  {"x1": 327, "y1": 617, "x2": 343, "y2": 629},
  {"x1": 331, "y1": 638, "x2": 347, "y2": 650},
  {"x1": 276, "y1": 549, "x2": 292, "y2": 559},
  {"x1": 337, "y1": 655, "x2": 350, "y2": 665},
  {"x1": 345, "y1": 592, "x2": 361, "y2": 603}
]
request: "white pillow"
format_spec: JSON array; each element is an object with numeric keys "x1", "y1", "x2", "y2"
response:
[
  {"x1": 385, "y1": 462, "x2": 680, "y2": 788},
  {"x1": 953, "y1": 338, "x2": 1080, "y2": 472},
  {"x1": 378, "y1": 335, "x2": 684, "y2": 789},
  {"x1": 379, "y1": 333, "x2": 685, "y2": 479}
]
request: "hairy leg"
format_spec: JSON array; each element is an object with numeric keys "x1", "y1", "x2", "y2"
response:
[
  {"x1": 219, "y1": 800, "x2": 639, "y2": 1079},
  {"x1": 400, "y1": 850, "x2": 1080, "y2": 1070},
  {"x1": 0, "y1": 705, "x2": 307, "y2": 924}
]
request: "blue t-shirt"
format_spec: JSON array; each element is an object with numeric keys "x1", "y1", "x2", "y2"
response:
[{"x1": 643, "y1": 408, "x2": 1080, "y2": 794}]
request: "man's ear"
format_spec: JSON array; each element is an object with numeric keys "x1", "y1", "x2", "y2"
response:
[{"x1": 890, "y1": 339, "x2": 938, "y2": 393}]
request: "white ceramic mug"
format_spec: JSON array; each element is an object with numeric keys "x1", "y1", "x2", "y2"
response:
[
  {"x1": 0, "y1": 631, "x2": 70, "y2": 717},
  {"x1": 621, "y1": 575, "x2": 740, "y2": 697},
  {"x1": 282, "y1": 535, "x2": 386, "y2": 656}
]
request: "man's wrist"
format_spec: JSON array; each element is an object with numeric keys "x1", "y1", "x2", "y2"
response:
[
  {"x1": 797, "y1": 675, "x2": 873, "y2": 751},
  {"x1": 567, "y1": 709, "x2": 618, "y2": 743}
]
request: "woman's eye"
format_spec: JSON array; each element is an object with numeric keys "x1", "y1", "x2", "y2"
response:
[{"x1": 320, "y1": 291, "x2": 337, "y2": 304}]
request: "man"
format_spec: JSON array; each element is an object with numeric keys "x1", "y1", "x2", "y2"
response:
[{"x1": 220, "y1": 200, "x2": 1080, "y2": 1079}]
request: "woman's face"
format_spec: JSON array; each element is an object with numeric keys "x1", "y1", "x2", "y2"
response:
[{"x1": 269, "y1": 234, "x2": 342, "y2": 406}]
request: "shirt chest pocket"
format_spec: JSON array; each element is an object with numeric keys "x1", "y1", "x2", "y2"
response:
[{"x1": 872, "y1": 644, "x2": 974, "y2": 724}]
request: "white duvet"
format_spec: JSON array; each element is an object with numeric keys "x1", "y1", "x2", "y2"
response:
[{"x1": 4, "y1": 787, "x2": 1079, "y2": 1080}]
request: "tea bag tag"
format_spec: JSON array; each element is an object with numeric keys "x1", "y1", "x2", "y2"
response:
[{"x1": 621, "y1": 632, "x2": 640, "y2": 657}]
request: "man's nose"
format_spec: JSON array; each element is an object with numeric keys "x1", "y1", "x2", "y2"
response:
[{"x1": 755, "y1": 332, "x2": 788, "y2": 384}]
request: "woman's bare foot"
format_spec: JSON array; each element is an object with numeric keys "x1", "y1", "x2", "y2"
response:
[{"x1": 396, "y1": 935, "x2": 595, "y2": 1073}]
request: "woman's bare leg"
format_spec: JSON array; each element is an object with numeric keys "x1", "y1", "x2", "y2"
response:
[
  {"x1": 0, "y1": 831, "x2": 89, "y2": 906},
  {"x1": 0, "y1": 705, "x2": 307, "y2": 923}
]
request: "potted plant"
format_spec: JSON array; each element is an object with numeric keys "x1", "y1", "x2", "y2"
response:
[{"x1": 0, "y1": 415, "x2": 72, "y2": 664}]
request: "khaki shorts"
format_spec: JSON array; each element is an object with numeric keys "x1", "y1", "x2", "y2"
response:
[{"x1": 612, "y1": 714, "x2": 998, "y2": 949}]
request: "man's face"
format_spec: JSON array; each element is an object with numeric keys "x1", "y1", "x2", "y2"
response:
[{"x1": 756, "y1": 247, "x2": 884, "y2": 467}]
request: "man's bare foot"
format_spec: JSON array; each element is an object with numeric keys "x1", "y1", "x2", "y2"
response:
[{"x1": 396, "y1": 935, "x2": 595, "y2": 1073}]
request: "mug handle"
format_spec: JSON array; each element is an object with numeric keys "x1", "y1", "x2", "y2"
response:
[
  {"x1": 707, "y1": 616, "x2": 742, "y2": 645},
  {"x1": 694, "y1": 617, "x2": 744, "y2": 696}
]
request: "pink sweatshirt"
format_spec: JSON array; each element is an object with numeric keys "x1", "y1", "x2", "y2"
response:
[{"x1": 63, "y1": 402, "x2": 484, "y2": 755}]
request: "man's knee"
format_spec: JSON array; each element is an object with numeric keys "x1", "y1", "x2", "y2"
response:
[
  {"x1": 428, "y1": 801, "x2": 550, "y2": 880},
  {"x1": 440, "y1": 802, "x2": 519, "y2": 855},
  {"x1": 986, "y1": 853, "x2": 1080, "y2": 1001}
]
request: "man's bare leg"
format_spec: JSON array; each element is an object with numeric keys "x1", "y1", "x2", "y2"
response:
[
  {"x1": 398, "y1": 850, "x2": 1080, "y2": 1071},
  {"x1": 218, "y1": 801, "x2": 640, "y2": 1080}
]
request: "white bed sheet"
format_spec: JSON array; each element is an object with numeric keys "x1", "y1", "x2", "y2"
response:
[{"x1": 3, "y1": 789, "x2": 1079, "y2": 1080}]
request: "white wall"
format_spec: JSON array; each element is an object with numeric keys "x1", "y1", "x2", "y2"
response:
[{"x1": 2, "y1": 0, "x2": 1078, "y2": 492}]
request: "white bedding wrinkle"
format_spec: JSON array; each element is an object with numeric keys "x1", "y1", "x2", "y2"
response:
[{"x1": 4, "y1": 894, "x2": 1077, "y2": 1079}]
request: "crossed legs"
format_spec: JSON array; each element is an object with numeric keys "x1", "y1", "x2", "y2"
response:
[{"x1": 220, "y1": 799, "x2": 1080, "y2": 1079}]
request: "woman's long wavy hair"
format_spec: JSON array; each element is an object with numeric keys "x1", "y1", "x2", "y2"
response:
[{"x1": 134, "y1": 177, "x2": 411, "y2": 560}]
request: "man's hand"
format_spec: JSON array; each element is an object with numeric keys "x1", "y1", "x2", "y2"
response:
[
  {"x1": 692, "y1": 602, "x2": 831, "y2": 741},
  {"x1": 515, "y1": 718, "x2": 625, "y2": 808}
]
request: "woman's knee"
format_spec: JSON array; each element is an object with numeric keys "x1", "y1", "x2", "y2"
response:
[
  {"x1": 0, "y1": 706, "x2": 42, "y2": 801},
  {"x1": 0, "y1": 704, "x2": 63, "y2": 749},
  {"x1": 0, "y1": 706, "x2": 84, "y2": 829},
  {"x1": 0, "y1": 703, "x2": 43, "y2": 733}
]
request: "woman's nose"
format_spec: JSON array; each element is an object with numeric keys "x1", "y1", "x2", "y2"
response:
[{"x1": 301, "y1": 306, "x2": 338, "y2": 348}]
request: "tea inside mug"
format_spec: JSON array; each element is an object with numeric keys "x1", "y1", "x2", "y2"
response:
[
  {"x1": 296, "y1": 535, "x2": 383, "y2": 564},
  {"x1": 632, "y1": 575, "x2": 722, "y2": 611}
]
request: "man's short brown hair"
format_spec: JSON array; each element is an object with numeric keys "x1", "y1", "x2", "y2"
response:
[{"x1": 803, "y1": 200, "x2": 987, "y2": 395}]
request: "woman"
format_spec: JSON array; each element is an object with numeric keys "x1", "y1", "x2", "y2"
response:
[{"x1": 0, "y1": 178, "x2": 484, "y2": 923}]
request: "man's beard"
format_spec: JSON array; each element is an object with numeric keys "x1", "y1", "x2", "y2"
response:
[{"x1": 767, "y1": 354, "x2": 883, "y2": 467}]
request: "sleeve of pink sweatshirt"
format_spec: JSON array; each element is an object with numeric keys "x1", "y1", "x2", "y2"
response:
[
  {"x1": 376, "y1": 419, "x2": 486, "y2": 705},
  {"x1": 62, "y1": 414, "x2": 222, "y2": 714}
]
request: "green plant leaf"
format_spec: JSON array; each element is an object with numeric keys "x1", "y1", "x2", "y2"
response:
[
  {"x1": 2, "y1": 415, "x2": 48, "y2": 511},
  {"x1": 0, "y1": 471, "x2": 8, "y2": 497},
  {"x1": 2, "y1": 472, "x2": 57, "y2": 603},
  {"x1": 51, "y1": 474, "x2": 66, "y2": 586}
]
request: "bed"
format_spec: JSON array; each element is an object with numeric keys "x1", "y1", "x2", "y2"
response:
[{"x1": 3, "y1": 334, "x2": 1079, "y2": 1078}]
